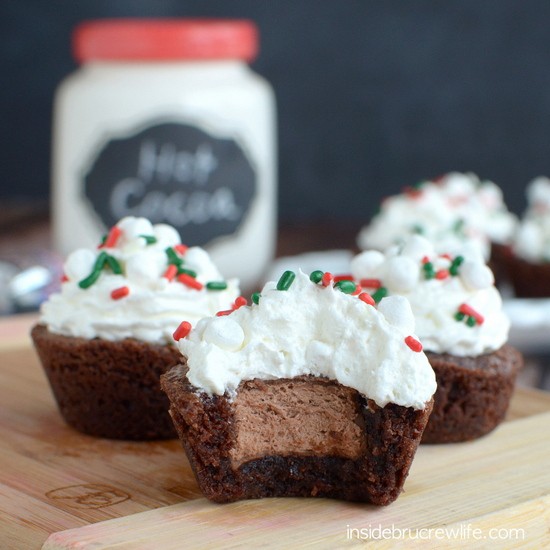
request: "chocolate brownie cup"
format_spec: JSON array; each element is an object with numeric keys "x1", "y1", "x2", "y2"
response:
[
  {"x1": 32, "y1": 216, "x2": 239, "y2": 440},
  {"x1": 162, "y1": 270, "x2": 436, "y2": 504},
  {"x1": 32, "y1": 324, "x2": 182, "y2": 440},
  {"x1": 350, "y1": 235, "x2": 523, "y2": 443},
  {"x1": 508, "y1": 176, "x2": 550, "y2": 297},
  {"x1": 422, "y1": 345, "x2": 522, "y2": 443}
]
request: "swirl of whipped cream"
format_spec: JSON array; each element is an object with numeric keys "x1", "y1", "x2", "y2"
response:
[
  {"x1": 357, "y1": 172, "x2": 517, "y2": 259},
  {"x1": 177, "y1": 270, "x2": 436, "y2": 410},
  {"x1": 351, "y1": 235, "x2": 509, "y2": 357},
  {"x1": 40, "y1": 216, "x2": 239, "y2": 344},
  {"x1": 513, "y1": 176, "x2": 550, "y2": 262}
]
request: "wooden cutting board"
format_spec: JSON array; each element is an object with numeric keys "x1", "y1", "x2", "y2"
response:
[{"x1": 1, "y1": 341, "x2": 549, "y2": 549}]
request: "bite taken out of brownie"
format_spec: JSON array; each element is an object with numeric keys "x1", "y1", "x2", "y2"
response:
[{"x1": 162, "y1": 367, "x2": 433, "y2": 505}]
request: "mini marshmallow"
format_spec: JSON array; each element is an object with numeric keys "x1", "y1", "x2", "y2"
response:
[
  {"x1": 378, "y1": 295, "x2": 416, "y2": 334},
  {"x1": 118, "y1": 216, "x2": 155, "y2": 241},
  {"x1": 125, "y1": 251, "x2": 166, "y2": 284},
  {"x1": 399, "y1": 235, "x2": 434, "y2": 263},
  {"x1": 203, "y1": 316, "x2": 244, "y2": 351},
  {"x1": 460, "y1": 260, "x2": 494, "y2": 290},
  {"x1": 350, "y1": 250, "x2": 385, "y2": 279},
  {"x1": 64, "y1": 249, "x2": 97, "y2": 280},
  {"x1": 385, "y1": 256, "x2": 419, "y2": 292},
  {"x1": 153, "y1": 223, "x2": 181, "y2": 247}
]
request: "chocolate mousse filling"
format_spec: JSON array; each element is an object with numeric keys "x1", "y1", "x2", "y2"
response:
[{"x1": 229, "y1": 378, "x2": 366, "y2": 468}]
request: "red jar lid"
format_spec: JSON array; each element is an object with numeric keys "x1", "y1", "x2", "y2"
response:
[{"x1": 73, "y1": 19, "x2": 258, "y2": 62}]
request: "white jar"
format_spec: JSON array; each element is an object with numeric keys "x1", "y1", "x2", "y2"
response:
[{"x1": 52, "y1": 19, "x2": 277, "y2": 292}]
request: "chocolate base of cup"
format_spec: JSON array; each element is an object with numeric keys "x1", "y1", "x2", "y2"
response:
[
  {"x1": 31, "y1": 324, "x2": 183, "y2": 440},
  {"x1": 422, "y1": 344, "x2": 523, "y2": 444}
]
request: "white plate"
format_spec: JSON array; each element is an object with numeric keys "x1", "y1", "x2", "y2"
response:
[{"x1": 503, "y1": 298, "x2": 550, "y2": 353}]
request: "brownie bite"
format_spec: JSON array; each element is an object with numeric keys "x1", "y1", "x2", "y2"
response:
[
  {"x1": 508, "y1": 176, "x2": 550, "y2": 297},
  {"x1": 162, "y1": 270, "x2": 436, "y2": 504},
  {"x1": 31, "y1": 216, "x2": 239, "y2": 440},
  {"x1": 350, "y1": 235, "x2": 523, "y2": 443},
  {"x1": 422, "y1": 345, "x2": 523, "y2": 443},
  {"x1": 32, "y1": 324, "x2": 182, "y2": 440}
]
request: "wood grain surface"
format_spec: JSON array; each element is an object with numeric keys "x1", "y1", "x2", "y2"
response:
[{"x1": 1, "y1": 337, "x2": 549, "y2": 549}]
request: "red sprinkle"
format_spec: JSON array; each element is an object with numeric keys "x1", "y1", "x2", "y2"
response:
[
  {"x1": 358, "y1": 292, "x2": 375, "y2": 306},
  {"x1": 163, "y1": 264, "x2": 178, "y2": 281},
  {"x1": 352, "y1": 284, "x2": 363, "y2": 296},
  {"x1": 404, "y1": 186, "x2": 423, "y2": 199},
  {"x1": 102, "y1": 226, "x2": 122, "y2": 248},
  {"x1": 440, "y1": 253, "x2": 452, "y2": 260},
  {"x1": 458, "y1": 303, "x2": 484, "y2": 325},
  {"x1": 216, "y1": 309, "x2": 234, "y2": 317},
  {"x1": 322, "y1": 272, "x2": 334, "y2": 287},
  {"x1": 61, "y1": 274, "x2": 69, "y2": 283},
  {"x1": 405, "y1": 335, "x2": 423, "y2": 352},
  {"x1": 435, "y1": 269, "x2": 449, "y2": 280},
  {"x1": 110, "y1": 286, "x2": 130, "y2": 300},
  {"x1": 333, "y1": 274, "x2": 354, "y2": 283},
  {"x1": 178, "y1": 273, "x2": 203, "y2": 290},
  {"x1": 234, "y1": 296, "x2": 248, "y2": 309},
  {"x1": 173, "y1": 321, "x2": 192, "y2": 341},
  {"x1": 421, "y1": 256, "x2": 430, "y2": 264},
  {"x1": 359, "y1": 278, "x2": 381, "y2": 289},
  {"x1": 174, "y1": 244, "x2": 188, "y2": 255}
]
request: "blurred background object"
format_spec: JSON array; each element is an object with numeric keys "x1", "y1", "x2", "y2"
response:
[
  {"x1": 3, "y1": 1, "x2": 550, "y2": 224},
  {"x1": 51, "y1": 18, "x2": 276, "y2": 291}
]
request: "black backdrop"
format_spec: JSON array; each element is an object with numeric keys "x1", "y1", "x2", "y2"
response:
[{"x1": 2, "y1": 0, "x2": 550, "y2": 223}]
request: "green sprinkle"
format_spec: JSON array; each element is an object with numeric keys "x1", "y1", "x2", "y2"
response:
[
  {"x1": 78, "y1": 252, "x2": 108, "y2": 289},
  {"x1": 206, "y1": 281, "x2": 228, "y2": 291},
  {"x1": 466, "y1": 316, "x2": 477, "y2": 327},
  {"x1": 276, "y1": 270, "x2": 296, "y2": 291},
  {"x1": 453, "y1": 219, "x2": 465, "y2": 235},
  {"x1": 454, "y1": 312, "x2": 465, "y2": 321},
  {"x1": 165, "y1": 247, "x2": 183, "y2": 267},
  {"x1": 251, "y1": 292, "x2": 261, "y2": 305},
  {"x1": 100, "y1": 234, "x2": 107, "y2": 245},
  {"x1": 140, "y1": 234, "x2": 157, "y2": 245},
  {"x1": 423, "y1": 262, "x2": 435, "y2": 279},
  {"x1": 106, "y1": 255, "x2": 122, "y2": 275},
  {"x1": 371, "y1": 287, "x2": 387, "y2": 303},
  {"x1": 334, "y1": 280, "x2": 356, "y2": 294},
  {"x1": 449, "y1": 255, "x2": 464, "y2": 276},
  {"x1": 78, "y1": 269, "x2": 102, "y2": 289},
  {"x1": 178, "y1": 267, "x2": 197, "y2": 278},
  {"x1": 310, "y1": 270, "x2": 324, "y2": 284}
]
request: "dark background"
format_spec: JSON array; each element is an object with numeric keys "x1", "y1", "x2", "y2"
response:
[{"x1": 2, "y1": 0, "x2": 550, "y2": 224}]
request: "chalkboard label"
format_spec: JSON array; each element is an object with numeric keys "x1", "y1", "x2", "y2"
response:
[{"x1": 83, "y1": 122, "x2": 256, "y2": 246}]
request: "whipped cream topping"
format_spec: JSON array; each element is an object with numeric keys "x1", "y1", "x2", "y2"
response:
[
  {"x1": 513, "y1": 177, "x2": 550, "y2": 262},
  {"x1": 357, "y1": 172, "x2": 517, "y2": 259},
  {"x1": 177, "y1": 270, "x2": 436, "y2": 409},
  {"x1": 41, "y1": 216, "x2": 239, "y2": 344},
  {"x1": 351, "y1": 235, "x2": 510, "y2": 357}
]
